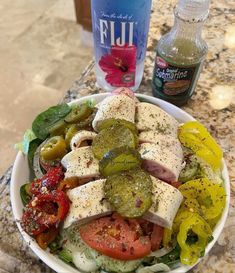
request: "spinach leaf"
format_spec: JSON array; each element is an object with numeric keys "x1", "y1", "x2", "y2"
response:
[
  {"x1": 28, "y1": 138, "x2": 42, "y2": 180},
  {"x1": 20, "y1": 184, "x2": 31, "y2": 206},
  {"x1": 32, "y1": 104, "x2": 71, "y2": 140},
  {"x1": 48, "y1": 235, "x2": 62, "y2": 253}
]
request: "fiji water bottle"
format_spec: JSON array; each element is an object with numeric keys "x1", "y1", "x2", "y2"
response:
[{"x1": 91, "y1": 0, "x2": 152, "y2": 91}]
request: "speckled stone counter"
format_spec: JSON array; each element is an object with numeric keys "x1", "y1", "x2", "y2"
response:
[{"x1": 1, "y1": 0, "x2": 235, "y2": 272}]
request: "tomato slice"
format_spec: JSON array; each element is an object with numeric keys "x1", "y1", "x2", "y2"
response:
[
  {"x1": 138, "y1": 218, "x2": 154, "y2": 236},
  {"x1": 138, "y1": 219, "x2": 164, "y2": 251},
  {"x1": 150, "y1": 224, "x2": 164, "y2": 251},
  {"x1": 80, "y1": 214, "x2": 151, "y2": 260}
]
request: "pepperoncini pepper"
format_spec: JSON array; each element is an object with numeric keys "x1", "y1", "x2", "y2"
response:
[
  {"x1": 64, "y1": 124, "x2": 78, "y2": 149},
  {"x1": 163, "y1": 178, "x2": 226, "y2": 258},
  {"x1": 163, "y1": 209, "x2": 194, "y2": 248},
  {"x1": 178, "y1": 121, "x2": 223, "y2": 170},
  {"x1": 64, "y1": 103, "x2": 93, "y2": 123},
  {"x1": 178, "y1": 178, "x2": 226, "y2": 221},
  {"x1": 163, "y1": 228, "x2": 173, "y2": 248},
  {"x1": 40, "y1": 136, "x2": 67, "y2": 161},
  {"x1": 177, "y1": 213, "x2": 212, "y2": 265}
]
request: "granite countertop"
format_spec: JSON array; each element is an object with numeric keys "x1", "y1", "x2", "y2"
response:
[{"x1": 0, "y1": 0, "x2": 234, "y2": 272}]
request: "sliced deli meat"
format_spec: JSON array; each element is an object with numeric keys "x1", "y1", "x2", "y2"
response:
[
  {"x1": 92, "y1": 94, "x2": 136, "y2": 131},
  {"x1": 139, "y1": 143, "x2": 183, "y2": 182},
  {"x1": 70, "y1": 130, "x2": 97, "y2": 150},
  {"x1": 143, "y1": 177, "x2": 183, "y2": 228},
  {"x1": 111, "y1": 87, "x2": 139, "y2": 102},
  {"x1": 61, "y1": 146, "x2": 99, "y2": 179},
  {"x1": 139, "y1": 131, "x2": 183, "y2": 158},
  {"x1": 63, "y1": 179, "x2": 112, "y2": 229},
  {"x1": 135, "y1": 102, "x2": 179, "y2": 136},
  {"x1": 111, "y1": 87, "x2": 136, "y2": 99}
]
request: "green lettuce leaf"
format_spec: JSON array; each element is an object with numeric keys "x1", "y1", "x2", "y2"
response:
[
  {"x1": 14, "y1": 129, "x2": 37, "y2": 154},
  {"x1": 136, "y1": 263, "x2": 170, "y2": 273}
]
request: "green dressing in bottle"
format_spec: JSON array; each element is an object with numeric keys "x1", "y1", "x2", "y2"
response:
[{"x1": 152, "y1": 0, "x2": 209, "y2": 106}]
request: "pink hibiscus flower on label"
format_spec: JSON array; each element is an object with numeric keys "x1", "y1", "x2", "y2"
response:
[{"x1": 99, "y1": 44, "x2": 137, "y2": 87}]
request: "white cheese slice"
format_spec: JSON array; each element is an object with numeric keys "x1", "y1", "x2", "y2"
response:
[
  {"x1": 139, "y1": 143, "x2": 183, "y2": 182},
  {"x1": 143, "y1": 177, "x2": 183, "y2": 228},
  {"x1": 139, "y1": 131, "x2": 183, "y2": 159},
  {"x1": 70, "y1": 130, "x2": 97, "y2": 150},
  {"x1": 61, "y1": 146, "x2": 99, "y2": 179},
  {"x1": 63, "y1": 179, "x2": 112, "y2": 229},
  {"x1": 136, "y1": 102, "x2": 179, "y2": 136},
  {"x1": 63, "y1": 177, "x2": 182, "y2": 229},
  {"x1": 92, "y1": 95, "x2": 136, "y2": 131}
]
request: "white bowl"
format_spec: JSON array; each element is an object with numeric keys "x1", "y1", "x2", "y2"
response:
[{"x1": 10, "y1": 93, "x2": 230, "y2": 273}]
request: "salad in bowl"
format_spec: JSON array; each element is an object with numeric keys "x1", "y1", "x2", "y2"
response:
[{"x1": 11, "y1": 88, "x2": 229, "y2": 273}]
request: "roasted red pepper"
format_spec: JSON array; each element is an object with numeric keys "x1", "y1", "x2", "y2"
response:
[
  {"x1": 30, "y1": 167, "x2": 64, "y2": 196},
  {"x1": 36, "y1": 226, "x2": 60, "y2": 250},
  {"x1": 34, "y1": 190, "x2": 70, "y2": 226},
  {"x1": 21, "y1": 206, "x2": 47, "y2": 236},
  {"x1": 21, "y1": 190, "x2": 70, "y2": 236},
  {"x1": 39, "y1": 158, "x2": 61, "y2": 172}
]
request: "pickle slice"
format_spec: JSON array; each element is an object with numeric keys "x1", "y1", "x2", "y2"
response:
[
  {"x1": 64, "y1": 104, "x2": 93, "y2": 124},
  {"x1": 98, "y1": 118, "x2": 138, "y2": 135},
  {"x1": 104, "y1": 168, "x2": 153, "y2": 218},
  {"x1": 99, "y1": 146, "x2": 141, "y2": 177},
  {"x1": 92, "y1": 124, "x2": 136, "y2": 160},
  {"x1": 98, "y1": 118, "x2": 138, "y2": 146}
]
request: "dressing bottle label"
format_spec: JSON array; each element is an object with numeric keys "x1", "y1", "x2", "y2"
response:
[
  {"x1": 91, "y1": 0, "x2": 152, "y2": 88},
  {"x1": 152, "y1": 54, "x2": 202, "y2": 96}
]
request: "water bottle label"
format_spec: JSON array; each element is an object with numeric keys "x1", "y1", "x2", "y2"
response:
[
  {"x1": 152, "y1": 53, "x2": 202, "y2": 96},
  {"x1": 91, "y1": 0, "x2": 152, "y2": 88},
  {"x1": 99, "y1": 44, "x2": 137, "y2": 87}
]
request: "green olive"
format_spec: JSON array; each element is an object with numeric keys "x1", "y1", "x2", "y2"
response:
[{"x1": 40, "y1": 136, "x2": 67, "y2": 161}]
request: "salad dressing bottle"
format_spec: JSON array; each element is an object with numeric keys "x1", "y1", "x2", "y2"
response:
[{"x1": 152, "y1": 0, "x2": 210, "y2": 106}]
